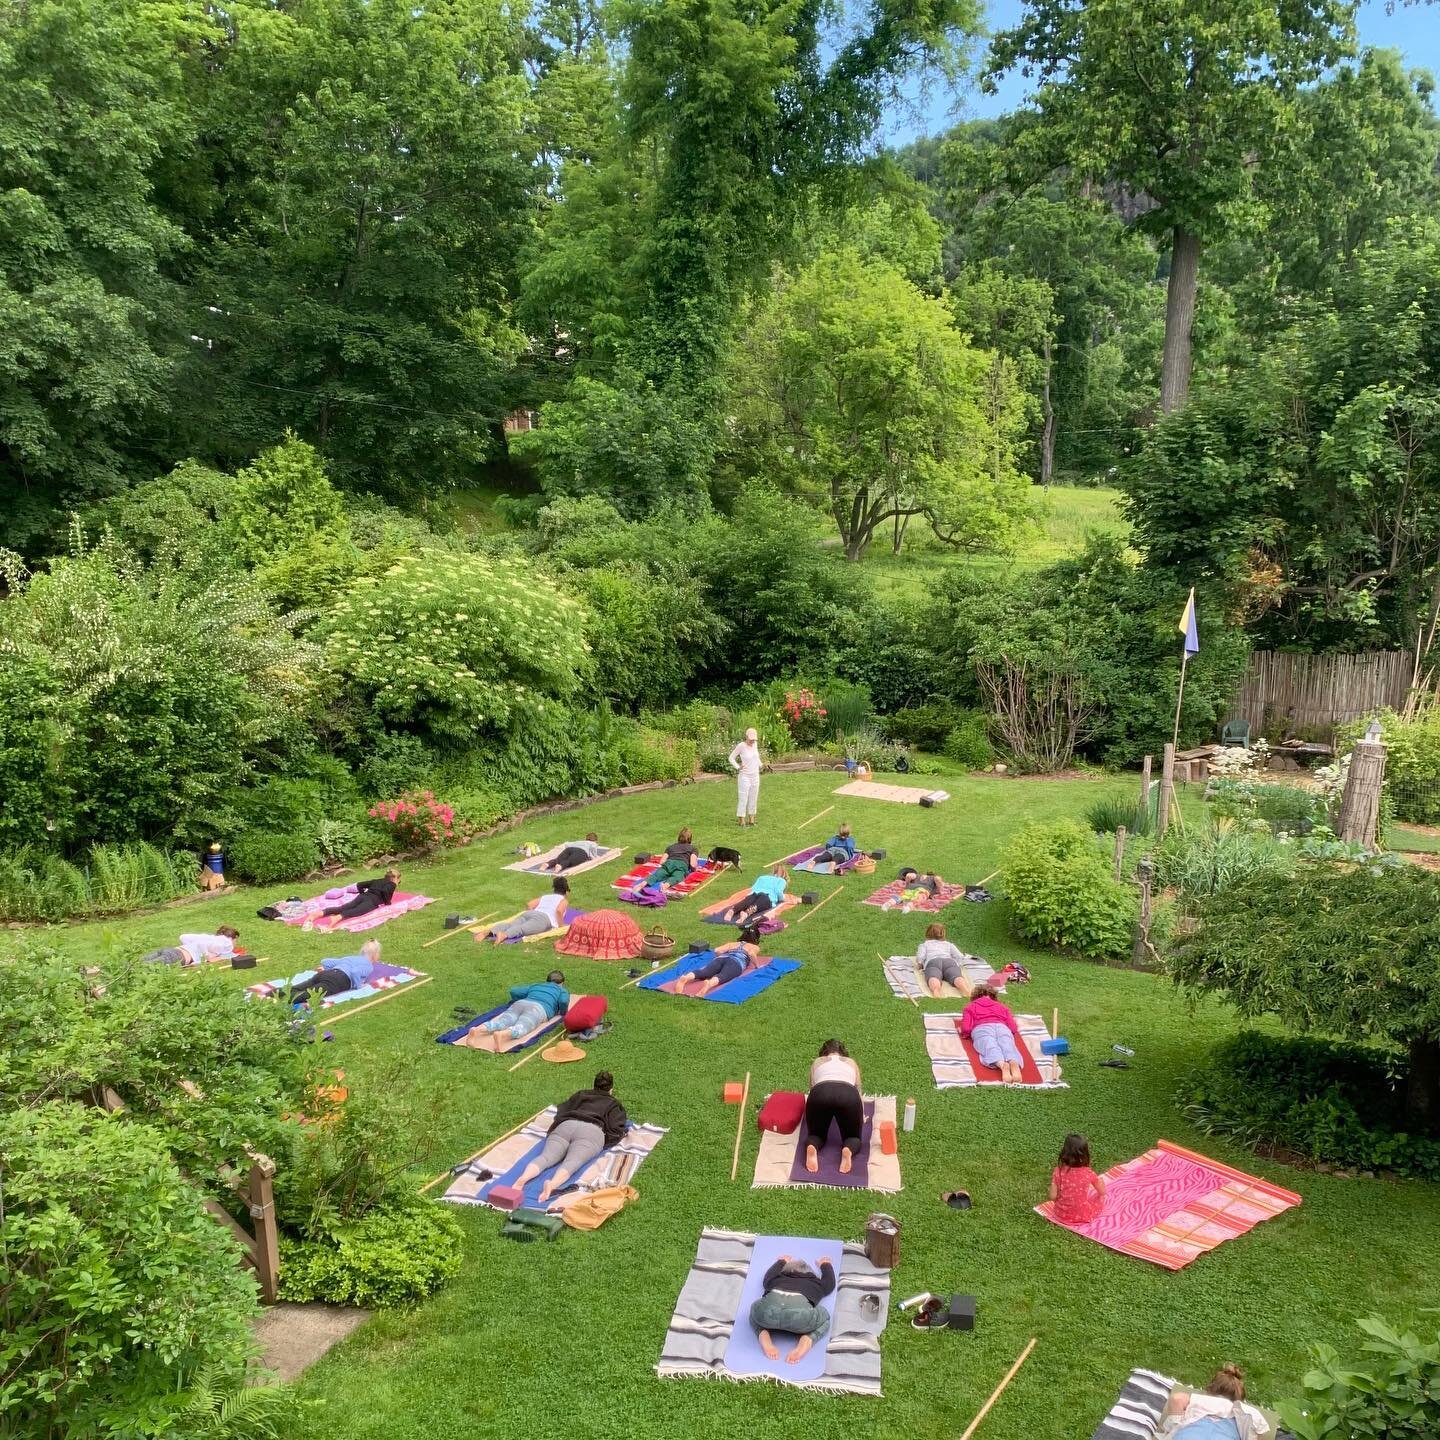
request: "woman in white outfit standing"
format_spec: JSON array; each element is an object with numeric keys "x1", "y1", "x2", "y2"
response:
[{"x1": 729, "y1": 727, "x2": 762, "y2": 827}]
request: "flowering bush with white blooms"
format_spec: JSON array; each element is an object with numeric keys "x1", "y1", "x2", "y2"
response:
[{"x1": 317, "y1": 553, "x2": 590, "y2": 743}]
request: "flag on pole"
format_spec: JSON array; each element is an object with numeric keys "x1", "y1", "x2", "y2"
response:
[{"x1": 1178, "y1": 589, "x2": 1200, "y2": 657}]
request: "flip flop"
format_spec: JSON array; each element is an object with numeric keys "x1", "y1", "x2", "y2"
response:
[
  {"x1": 1099, "y1": 1059, "x2": 1131, "y2": 1070},
  {"x1": 943, "y1": 1190, "x2": 972, "y2": 1210}
]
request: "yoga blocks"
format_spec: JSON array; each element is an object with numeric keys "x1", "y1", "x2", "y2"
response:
[
  {"x1": 723, "y1": 1082, "x2": 745, "y2": 1104},
  {"x1": 946, "y1": 1294, "x2": 976, "y2": 1331},
  {"x1": 879, "y1": 1120, "x2": 898, "y2": 1156},
  {"x1": 488, "y1": 1184, "x2": 523, "y2": 1211},
  {"x1": 1040, "y1": 1037, "x2": 1070, "y2": 1056}
]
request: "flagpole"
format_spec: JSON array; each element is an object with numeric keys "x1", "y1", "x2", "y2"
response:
[{"x1": 1172, "y1": 649, "x2": 1189, "y2": 751}]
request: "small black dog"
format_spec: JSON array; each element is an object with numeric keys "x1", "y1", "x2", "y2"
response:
[{"x1": 708, "y1": 845, "x2": 742, "y2": 870}]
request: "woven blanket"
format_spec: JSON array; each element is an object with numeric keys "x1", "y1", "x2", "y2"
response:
[
  {"x1": 779, "y1": 844, "x2": 859, "y2": 876},
  {"x1": 832, "y1": 780, "x2": 946, "y2": 805},
  {"x1": 752, "y1": 1096, "x2": 901, "y2": 1194},
  {"x1": 700, "y1": 889, "x2": 801, "y2": 933},
  {"x1": 246, "y1": 962, "x2": 427, "y2": 1009},
  {"x1": 1090, "y1": 1369, "x2": 1291, "y2": 1440},
  {"x1": 612, "y1": 858, "x2": 723, "y2": 900},
  {"x1": 441, "y1": 1105, "x2": 668, "y2": 1212},
  {"x1": 638, "y1": 953, "x2": 800, "y2": 1004},
  {"x1": 278, "y1": 887, "x2": 435, "y2": 933},
  {"x1": 503, "y1": 844, "x2": 623, "y2": 876},
  {"x1": 434, "y1": 994, "x2": 597, "y2": 1054},
  {"x1": 882, "y1": 953, "x2": 1005, "y2": 1001},
  {"x1": 923, "y1": 1011, "x2": 1066, "y2": 1089},
  {"x1": 657, "y1": 1229, "x2": 889, "y2": 1396},
  {"x1": 862, "y1": 878, "x2": 966, "y2": 912},
  {"x1": 1036, "y1": 1139, "x2": 1302, "y2": 1270}
]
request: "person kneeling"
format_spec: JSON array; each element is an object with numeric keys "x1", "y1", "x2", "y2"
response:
[
  {"x1": 671, "y1": 927, "x2": 762, "y2": 997},
  {"x1": 749, "y1": 1255, "x2": 835, "y2": 1364}
]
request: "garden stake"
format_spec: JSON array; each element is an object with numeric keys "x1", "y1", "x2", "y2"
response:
[
  {"x1": 422, "y1": 913, "x2": 498, "y2": 949},
  {"x1": 958, "y1": 1337, "x2": 1037, "y2": 1440},
  {"x1": 797, "y1": 884, "x2": 843, "y2": 923},
  {"x1": 729, "y1": 1071, "x2": 751, "y2": 1181},
  {"x1": 326, "y1": 974, "x2": 433, "y2": 1025},
  {"x1": 797, "y1": 804, "x2": 834, "y2": 831},
  {"x1": 417, "y1": 1110, "x2": 536, "y2": 1195},
  {"x1": 1052, "y1": 1008, "x2": 1059, "y2": 1041},
  {"x1": 973, "y1": 868, "x2": 1000, "y2": 889}
]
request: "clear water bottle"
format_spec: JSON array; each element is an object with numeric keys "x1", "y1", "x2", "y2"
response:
[{"x1": 903, "y1": 1097, "x2": 916, "y2": 1131}]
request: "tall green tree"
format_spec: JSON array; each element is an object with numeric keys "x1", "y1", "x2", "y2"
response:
[
  {"x1": 726, "y1": 250, "x2": 1033, "y2": 560},
  {"x1": 986, "y1": 0, "x2": 1356, "y2": 413}
]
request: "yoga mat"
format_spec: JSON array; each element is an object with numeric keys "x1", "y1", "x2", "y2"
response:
[
  {"x1": 882, "y1": 953, "x2": 1005, "y2": 1001},
  {"x1": 700, "y1": 889, "x2": 800, "y2": 932},
  {"x1": 1036, "y1": 1141, "x2": 1302, "y2": 1270},
  {"x1": 923, "y1": 1011, "x2": 1066, "y2": 1089},
  {"x1": 1090, "y1": 1368, "x2": 1178, "y2": 1440},
  {"x1": 246, "y1": 962, "x2": 425, "y2": 1008},
  {"x1": 638, "y1": 954, "x2": 801, "y2": 1004},
  {"x1": 722, "y1": 1236, "x2": 841, "y2": 1383},
  {"x1": 958, "y1": 1017, "x2": 1045, "y2": 1086},
  {"x1": 832, "y1": 780, "x2": 945, "y2": 804},
  {"x1": 780, "y1": 844, "x2": 859, "y2": 876},
  {"x1": 278, "y1": 889, "x2": 435, "y2": 932},
  {"x1": 753, "y1": 1096, "x2": 900, "y2": 1194},
  {"x1": 791, "y1": 1100, "x2": 872, "y2": 1187},
  {"x1": 612, "y1": 858, "x2": 723, "y2": 899},
  {"x1": 503, "y1": 844, "x2": 623, "y2": 876},
  {"x1": 433, "y1": 996, "x2": 596, "y2": 1054}
]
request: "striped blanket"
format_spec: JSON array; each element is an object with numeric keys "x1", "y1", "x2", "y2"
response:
[
  {"x1": 657, "y1": 1228, "x2": 890, "y2": 1396},
  {"x1": 1037, "y1": 1140, "x2": 1302, "y2": 1270},
  {"x1": 700, "y1": 889, "x2": 801, "y2": 933},
  {"x1": 612, "y1": 858, "x2": 724, "y2": 899},
  {"x1": 246, "y1": 962, "x2": 427, "y2": 1009},
  {"x1": 277, "y1": 888, "x2": 435, "y2": 933},
  {"x1": 1091, "y1": 1368, "x2": 1291, "y2": 1440},
  {"x1": 503, "y1": 844, "x2": 623, "y2": 876},
  {"x1": 441, "y1": 1105, "x2": 668, "y2": 1212},
  {"x1": 434, "y1": 994, "x2": 597, "y2": 1054},
  {"x1": 779, "y1": 845, "x2": 859, "y2": 876},
  {"x1": 883, "y1": 953, "x2": 1004, "y2": 1001},
  {"x1": 923, "y1": 1011, "x2": 1066, "y2": 1089},
  {"x1": 752, "y1": 1096, "x2": 901, "y2": 1194},
  {"x1": 862, "y1": 878, "x2": 965, "y2": 912},
  {"x1": 638, "y1": 953, "x2": 800, "y2": 1005}
]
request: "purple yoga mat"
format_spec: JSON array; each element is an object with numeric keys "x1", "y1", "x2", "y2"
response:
[
  {"x1": 722, "y1": 1236, "x2": 841, "y2": 1382},
  {"x1": 790, "y1": 1100, "x2": 873, "y2": 1187}
]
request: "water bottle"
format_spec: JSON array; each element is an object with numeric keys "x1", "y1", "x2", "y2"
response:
[
  {"x1": 903, "y1": 1097, "x2": 916, "y2": 1131},
  {"x1": 1113, "y1": 1044, "x2": 1135, "y2": 1057}
]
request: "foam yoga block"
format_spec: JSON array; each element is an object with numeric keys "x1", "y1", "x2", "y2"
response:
[
  {"x1": 879, "y1": 1121, "x2": 898, "y2": 1156},
  {"x1": 488, "y1": 1184, "x2": 523, "y2": 1211},
  {"x1": 946, "y1": 1294, "x2": 976, "y2": 1331},
  {"x1": 1040, "y1": 1037, "x2": 1070, "y2": 1056},
  {"x1": 723, "y1": 1082, "x2": 745, "y2": 1104}
]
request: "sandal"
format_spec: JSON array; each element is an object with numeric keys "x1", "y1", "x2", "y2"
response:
[{"x1": 942, "y1": 1190, "x2": 972, "y2": 1210}]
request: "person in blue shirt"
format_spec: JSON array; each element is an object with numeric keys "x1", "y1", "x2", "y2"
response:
[
  {"x1": 721, "y1": 865, "x2": 790, "y2": 926},
  {"x1": 670, "y1": 928, "x2": 763, "y2": 998},
  {"x1": 814, "y1": 824, "x2": 859, "y2": 868},
  {"x1": 288, "y1": 940, "x2": 382, "y2": 1006},
  {"x1": 471, "y1": 971, "x2": 570, "y2": 1045}
]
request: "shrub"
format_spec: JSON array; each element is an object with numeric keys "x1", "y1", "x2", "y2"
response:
[
  {"x1": 367, "y1": 791, "x2": 462, "y2": 852},
  {"x1": 779, "y1": 688, "x2": 828, "y2": 747},
  {"x1": 615, "y1": 726, "x2": 698, "y2": 785},
  {"x1": 1000, "y1": 820, "x2": 1134, "y2": 959},
  {"x1": 1177, "y1": 1033, "x2": 1440, "y2": 1179},
  {"x1": 1280, "y1": 1314, "x2": 1440, "y2": 1440},
  {"x1": 356, "y1": 732, "x2": 438, "y2": 798},
  {"x1": 884, "y1": 699, "x2": 964, "y2": 751},
  {"x1": 0, "y1": 842, "x2": 194, "y2": 922},
  {"x1": 278, "y1": 1202, "x2": 464, "y2": 1308},
  {"x1": 1340, "y1": 708, "x2": 1440, "y2": 825},
  {"x1": 1152, "y1": 822, "x2": 1292, "y2": 899},
  {"x1": 1083, "y1": 791, "x2": 1153, "y2": 837},
  {"x1": 229, "y1": 830, "x2": 322, "y2": 885},
  {"x1": 447, "y1": 786, "x2": 511, "y2": 834},
  {"x1": 942, "y1": 714, "x2": 994, "y2": 770},
  {"x1": 1251, "y1": 781, "x2": 1326, "y2": 836},
  {"x1": 314, "y1": 816, "x2": 380, "y2": 867}
]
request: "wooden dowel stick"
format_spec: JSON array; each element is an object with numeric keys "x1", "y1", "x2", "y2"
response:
[
  {"x1": 973, "y1": 868, "x2": 1000, "y2": 889},
  {"x1": 796, "y1": 884, "x2": 844, "y2": 923},
  {"x1": 421, "y1": 913, "x2": 498, "y2": 949},
  {"x1": 797, "y1": 804, "x2": 834, "y2": 831},
  {"x1": 508, "y1": 1035, "x2": 566, "y2": 1073},
  {"x1": 880, "y1": 952, "x2": 921, "y2": 1006},
  {"x1": 417, "y1": 1110, "x2": 535, "y2": 1195},
  {"x1": 958, "y1": 1337, "x2": 1037, "y2": 1440},
  {"x1": 325, "y1": 974, "x2": 433, "y2": 1025},
  {"x1": 1052, "y1": 1008, "x2": 1059, "y2": 1039},
  {"x1": 729, "y1": 1071, "x2": 751, "y2": 1182}
]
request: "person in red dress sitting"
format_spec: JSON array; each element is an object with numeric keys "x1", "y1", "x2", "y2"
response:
[{"x1": 1049, "y1": 1132, "x2": 1107, "y2": 1224}]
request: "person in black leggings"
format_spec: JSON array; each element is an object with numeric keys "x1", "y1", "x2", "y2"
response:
[
  {"x1": 671, "y1": 927, "x2": 762, "y2": 997},
  {"x1": 805, "y1": 1038, "x2": 863, "y2": 1175},
  {"x1": 320, "y1": 869, "x2": 400, "y2": 920}
]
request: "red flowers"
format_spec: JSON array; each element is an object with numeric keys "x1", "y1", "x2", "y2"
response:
[
  {"x1": 368, "y1": 790, "x2": 463, "y2": 851},
  {"x1": 780, "y1": 688, "x2": 827, "y2": 746}
]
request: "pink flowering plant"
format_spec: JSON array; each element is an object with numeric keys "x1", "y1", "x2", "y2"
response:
[
  {"x1": 780, "y1": 688, "x2": 828, "y2": 747},
  {"x1": 367, "y1": 791, "x2": 466, "y2": 852}
]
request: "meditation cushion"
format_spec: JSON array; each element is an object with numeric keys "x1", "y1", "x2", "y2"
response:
[
  {"x1": 564, "y1": 994, "x2": 608, "y2": 1033},
  {"x1": 756, "y1": 1090, "x2": 807, "y2": 1135}
]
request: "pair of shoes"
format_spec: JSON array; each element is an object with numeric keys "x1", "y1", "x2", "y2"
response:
[
  {"x1": 1100, "y1": 1059, "x2": 1131, "y2": 1070},
  {"x1": 942, "y1": 1190, "x2": 972, "y2": 1210},
  {"x1": 912, "y1": 1298, "x2": 946, "y2": 1330}
]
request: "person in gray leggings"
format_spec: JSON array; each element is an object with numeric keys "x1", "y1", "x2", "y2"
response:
[{"x1": 512, "y1": 1071, "x2": 628, "y2": 1204}]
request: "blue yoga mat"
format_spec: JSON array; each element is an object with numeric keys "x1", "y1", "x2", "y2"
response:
[
  {"x1": 637, "y1": 954, "x2": 800, "y2": 1005},
  {"x1": 723, "y1": 1236, "x2": 841, "y2": 1381}
]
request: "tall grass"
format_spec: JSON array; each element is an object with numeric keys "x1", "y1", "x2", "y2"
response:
[
  {"x1": 1084, "y1": 790, "x2": 1155, "y2": 837},
  {"x1": 1152, "y1": 823, "x2": 1293, "y2": 899},
  {"x1": 0, "y1": 842, "x2": 195, "y2": 922}
]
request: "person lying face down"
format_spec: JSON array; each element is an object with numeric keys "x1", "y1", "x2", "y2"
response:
[
  {"x1": 1160, "y1": 1364, "x2": 1271, "y2": 1439},
  {"x1": 482, "y1": 878, "x2": 570, "y2": 942},
  {"x1": 916, "y1": 922, "x2": 974, "y2": 999},
  {"x1": 960, "y1": 985, "x2": 1025, "y2": 1084},
  {"x1": 721, "y1": 866, "x2": 789, "y2": 925},
  {"x1": 287, "y1": 940, "x2": 383, "y2": 1005},
  {"x1": 469, "y1": 970, "x2": 570, "y2": 1045},
  {"x1": 544, "y1": 834, "x2": 605, "y2": 873},
  {"x1": 670, "y1": 927, "x2": 763, "y2": 997},
  {"x1": 814, "y1": 824, "x2": 858, "y2": 867},
  {"x1": 511, "y1": 1070, "x2": 628, "y2": 1205},
  {"x1": 749, "y1": 1254, "x2": 837, "y2": 1365}
]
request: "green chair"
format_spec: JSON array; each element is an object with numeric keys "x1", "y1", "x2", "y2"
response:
[{"x1": 1220, "y1": 718, "x2": 1250, "y2": 748}]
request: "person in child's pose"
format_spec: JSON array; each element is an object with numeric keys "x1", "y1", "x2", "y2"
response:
[
  {"x1": 959, "y1": 984, "x2": 1026, "y2": 1083},
  {"x1": 482, "y1": 877, "x2": 570, "y2": 941},
  {"x1": 813, "y1": 824, "x2": 858, "y2": 868},
  {"x1": 1160, "y1": 1364, "x2": 1271, "y2": 1438},
  {"x1": 633, "y1": 828, "x2": 700, "y2": 894},
  {"x1": 750, "y1": 1255, "x2": 835, "y2": 1364},
  {"x1": 915, "y1": 922, "x2": 975, "y2": 998},
  {"x1": 670, "y1": 927, "x2": 763, "y2": 997},
  {"x1": 722, "y1": 865, "x2": 789, "y2": 925},
  {"x1": 1049, "y1": 1133, "x2": 1107, "y2": 1225},
  {"x1": 543, "y1": 834, "x2": 606, "y2": 873}
]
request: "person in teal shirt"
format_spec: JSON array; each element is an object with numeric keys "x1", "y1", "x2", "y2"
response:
[
  {"x1": 473, "y1": 971, "x2": 570, "y2": 1045},
  {"x1": 721, "y1": 864, "x2": 790, "y2": 926}
]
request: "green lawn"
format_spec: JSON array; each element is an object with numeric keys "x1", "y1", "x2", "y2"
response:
[{"x1": 45, "y1": 774, "x2": 1440, "y2": 1440}]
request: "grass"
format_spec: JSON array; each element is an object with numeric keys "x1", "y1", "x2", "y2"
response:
[
  {"x1": 40, "y1": 773, "x2": 1440, "y2": 1439},
  {"x1": 1387, "y1": 823, "x2": 1440, "y2": 855}
]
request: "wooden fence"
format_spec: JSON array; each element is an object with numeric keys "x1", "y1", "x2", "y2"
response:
[
  {"x1": 204, "y1": 1155, "x2": 280, "y2": 1304},
  {"x1": 1229, "y1": 650, "x2": 1413, "y2": 740}
]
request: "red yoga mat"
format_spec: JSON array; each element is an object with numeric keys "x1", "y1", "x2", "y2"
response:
[{"x1": 955, "y1": 1017, "x2": 1045, "y2": 1086}]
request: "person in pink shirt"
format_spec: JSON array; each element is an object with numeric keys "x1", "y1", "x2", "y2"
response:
[
  {"x1": 959, "y1": 984, "x2": 1026, "y2": 1083},
  {"x1": 1049, "y1": 1133, "x2": 1107, "y2": 1224}
]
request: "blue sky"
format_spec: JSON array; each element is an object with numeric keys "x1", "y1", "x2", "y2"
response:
[{"x1": 880, "y1": 0, "x2": 1440, "y2": 145}]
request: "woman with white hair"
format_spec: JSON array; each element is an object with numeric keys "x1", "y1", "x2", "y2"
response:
[
  {"x1": 729, "y1": 727, "x2": 763, "y2": 826},
  {"x1": 287, "y1": 940, "x2": 382, "y2": 1004}
]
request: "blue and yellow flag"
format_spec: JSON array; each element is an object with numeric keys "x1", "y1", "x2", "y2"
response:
[{"x1": 1178, "y1": 589, "x2": 1199, "y2": 658}]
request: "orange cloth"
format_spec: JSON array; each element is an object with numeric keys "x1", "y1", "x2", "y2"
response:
[{"x1": 560, "y1": 1185, "x2": 637, "y2": 1231}]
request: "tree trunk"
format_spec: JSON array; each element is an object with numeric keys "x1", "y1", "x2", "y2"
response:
[
  {"x1": 1160, "y1": 226, "x2": 1201, "y2": 414},
  {"x1": 1040, "y1": 332, "x2": 1056, "y2": 487},
  {"x1": 1406, "y1": 1035, "x2": 1440, "y2": 1128}
]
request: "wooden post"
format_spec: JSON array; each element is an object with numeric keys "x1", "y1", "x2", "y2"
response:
[
  {"x1": 1113, "y1": 826, "x2": 1127, "y2": 881},
  {"x1": 1139, "y1": 754, "x2": 1152, "y2": 815},
  {"x1": 248, "y1": 1156, "x2": 279, "y2": 1305},
  {"x1": 1337, "y1": 733, "x2": 1387, "y2": 849},
  {"x1": 1130, "y1": 858, "x2": 1154, "y2": 971},
  {"x1": 1157, "y1": 744, "x2": 1175, "y2": 837}
]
